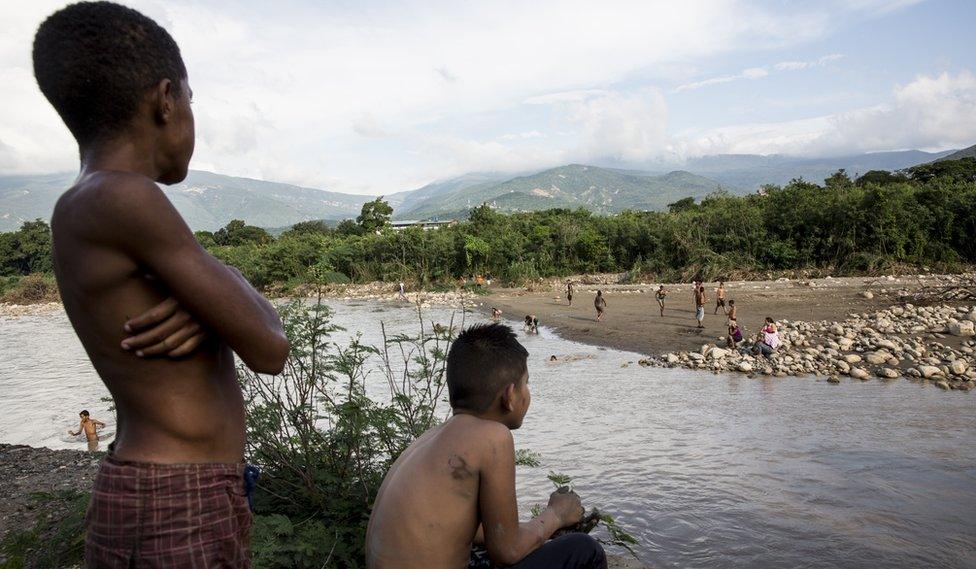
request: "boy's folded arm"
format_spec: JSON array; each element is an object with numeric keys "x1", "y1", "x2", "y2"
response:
[
  {"x1": 478, "y1": 425, "x2": 561, "y2": 566},
  {"x1": 102, "y1": 176, "x2": 289, "y2": 374}
]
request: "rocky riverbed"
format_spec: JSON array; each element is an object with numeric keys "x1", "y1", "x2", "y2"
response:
[{"x1": 645, "y1": 303, "x2": 976, "y2": 390}]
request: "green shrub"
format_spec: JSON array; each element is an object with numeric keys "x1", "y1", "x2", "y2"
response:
[{"x1": 241, "y1": 294, "x2": 453, "y2": 568}]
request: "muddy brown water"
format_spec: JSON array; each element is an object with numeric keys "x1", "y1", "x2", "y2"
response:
[{"x1": 1, "y1": 302, "x2": 974, "y2": 568}]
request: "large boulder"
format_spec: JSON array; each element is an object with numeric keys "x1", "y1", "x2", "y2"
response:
[
  {"x1": 918, "y1": 365, "x2": 943, "y2": 379},
  {"x1": 708, "y1": 347, "x2": 730, "y2": 360},
  {"x1": 948, "y1": 320, "x2": 975, "y2": 337},
  {"x1": 850, "y1": 367, "x2": 870, "y2": 380},
  {"x1": 950, "y1": 359, "x2": 969, "y2": 375}
]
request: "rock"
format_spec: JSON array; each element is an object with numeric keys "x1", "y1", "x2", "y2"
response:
[
  {"x1": 918, "y1": 365, "x2": 943, "y2": 379},
  {"x1": 689, "y1": 352, "x2": 704, "y2": 362},
  {"x1": 936, "y1": 380, "x2": 950, "y2": 390},
  {"x1": 829, "y1": 324, "x2": 844, "y2": 336},
  {"x1": 878, "y1": 367, "x2": 900, "y2": 379},
  {"x1": 665, "y1": 353, "x2": 679, "y2": 364},
  {"x1": 827, "y1": 376, "x2": 840, "y2": 384},
  {"x1": 637, "y1": 359, "x2": 651, "y2": 367},
  {"x1": 835, "y1": 360, "x2": 850, "y2": 373},
  {"x1": 738, "y1": 362, "x2": 753, "y2": 373},
  {"x1": 843, "y1": 354, "x2": 862, "y2": 364},
  {"x1": 860, "y1": 291, "x2": 874, "y2": 299},
  {"x1": 709, "y1": 347, "x2": 730, "y2": 360},
  {"x1": 948, "y1": 320, "x2": 975, "y2": 337},
  {"x1": 865, "y1": 351, "x2": 888, "y2": 365},
  {"x1": 950, "y1": 359, "x2": 968, "y2": 375},
  {"x1": 849, "y1": 367, "x2": 869, "y2": 380}
]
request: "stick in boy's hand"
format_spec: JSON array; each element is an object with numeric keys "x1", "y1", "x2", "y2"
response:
[{"x1": 121, "y1": 296, "x2": 210, "y2": 358}]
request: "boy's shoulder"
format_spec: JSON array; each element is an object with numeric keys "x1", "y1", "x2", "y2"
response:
[
  {"x1": 53, "y1": 171, "x2": 169, "y2": 235},
  {"x1": 439, "y1": 415, "x2": 514, "y2": 453}
]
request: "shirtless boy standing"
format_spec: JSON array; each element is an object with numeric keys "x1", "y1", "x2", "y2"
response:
[
  {"x1": 366, "y1": 324, "x2": 606, "y2": 569},
  {"x1": 695, "y1": 285, "x2": 707, "y2": 328},
  {"x1": 714, "y1": 281, "x2": 727, "y2": 315},
  {"x1": 34, "y1": 3, "x2": 288, "y2": 565},
  {"x1": 69, "y1": 410, "x2": 106, "y2": 452}
]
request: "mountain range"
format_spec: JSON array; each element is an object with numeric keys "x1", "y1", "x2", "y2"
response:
[
  {"x1": 0, "y1": 147, "x2": 965, "y2": 232},
  {"x1": 0, "y1": 170, "x2": 371, "y2": 232}
]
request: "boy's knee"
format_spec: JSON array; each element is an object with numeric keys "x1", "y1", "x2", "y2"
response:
[{"x1": 560, "y1": 533, "x2": 607, "y2": 568}]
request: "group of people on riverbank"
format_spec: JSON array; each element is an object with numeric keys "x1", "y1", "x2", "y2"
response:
[
  {"x1": 32, "y1": 4, "x2": 607, "y2": 568},
  {"x1": 565, "y1": 279, "x2": 780, "y2": 358}
]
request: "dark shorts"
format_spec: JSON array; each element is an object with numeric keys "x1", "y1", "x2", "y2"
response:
[
  {"x1": 716, "y1": 298, "x2": 726, "y2": 306},
  {"x1": 85, "y1": 456, "x2": 252, "y2": 568},
  {"x1": 468, "y1": 533, "x2": 607, "y2": 569}
]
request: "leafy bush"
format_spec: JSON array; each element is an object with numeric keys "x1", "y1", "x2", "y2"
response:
[
  {"x1": 0, "y1": 273, "x2": 59, "y2": 304},
  {"x1": 241, "y1": 292, "x2": 455, "y2": 568}
]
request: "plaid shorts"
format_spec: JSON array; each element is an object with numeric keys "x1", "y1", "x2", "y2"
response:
[{"x1": 85, "y1": 456, "x2": 251, "y2": 568}]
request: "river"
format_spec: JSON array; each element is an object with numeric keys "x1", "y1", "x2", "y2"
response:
[{"x1": 1, "y1": 301, "x2": 974, "y2": 568}]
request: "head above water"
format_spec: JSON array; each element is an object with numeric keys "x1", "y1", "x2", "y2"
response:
[
  {"x1": 79, "y1": 410, "x2": 90, "y2": 418},
  {"x1": 765, "y1": 317, "x2": 775, "y2": 324},
  {"x1": 33, "y1": 1, "x2": 194, "y2": 184},
  {"x1": 447, "y1": 323, "x2": 530, "y2": 429}
]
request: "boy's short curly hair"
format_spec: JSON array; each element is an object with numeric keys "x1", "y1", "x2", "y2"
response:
[
  {"x1": 447, "y1": 323, "x2": 528, "y2": 413},
  {"x1": 32, "y1": 1, "x2": 187, "y2": 145}
]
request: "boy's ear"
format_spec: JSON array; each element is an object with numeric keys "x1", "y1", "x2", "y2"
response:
[
  {"x1": 501, "y1": 383, "x2": 517, "y2": 412},
  {"x1": 153, "y1": 79, "x2": 176, "y2": 124}
]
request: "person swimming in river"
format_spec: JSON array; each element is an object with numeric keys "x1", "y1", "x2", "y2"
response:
[
  {"x1": 366, "y1": 323, "x2": 606, "y2": 569},
  {"x1": 34, "y1": 3, "x2": 289, "y2": 564},
  {"x1": 69, "y1": 410, "x2": 106, "y2": 452},
  {"x1": 524, "y1": 314, "x2": 539, "y2": 334},
  {"x1": 594, "y1": 290, "x2": 607, "y2": 322},
  {"x1": 492, "y1": 307, "x2": 503, "y2": 321}
]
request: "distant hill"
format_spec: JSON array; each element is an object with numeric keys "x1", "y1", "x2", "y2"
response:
[
  {"x1": 396, "y1": 164, "x2": 723, "y2": 220},
  {"x1": 386, "y1": 172, "x2": 513, "y2": 214},
  {"x1": 0, "y1": 170, "x2": 373, "y2": 232},
  {"x1": 2, "y1": 148, "x2": 961, "y2": 231},
  {"x1": 676, "y1": 149, "x2": 955, "y2": 190},
  {"x1": 936, "y1": 144, "x2": 976, "y2": 162}
]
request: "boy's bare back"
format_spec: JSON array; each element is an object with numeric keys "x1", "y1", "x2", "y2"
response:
[
  {"x1": 52, "y1": 170, "x2": 283, "y2": 463},
  {"x1": 367, "y1": 415, "x2": 510, "y2": 568}
]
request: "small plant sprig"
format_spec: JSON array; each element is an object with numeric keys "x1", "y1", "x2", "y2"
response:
[{"x1": 531, "y1": 471, "x2": 640, "y2": 558}]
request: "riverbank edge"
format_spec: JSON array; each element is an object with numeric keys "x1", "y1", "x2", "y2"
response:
[{"x1": 0, "y1": 444, "x2": 645, "y2": 568}]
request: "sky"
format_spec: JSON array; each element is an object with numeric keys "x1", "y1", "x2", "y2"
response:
[{"x1": 1, "y1": 0, "x2": 974, "y2": 195}]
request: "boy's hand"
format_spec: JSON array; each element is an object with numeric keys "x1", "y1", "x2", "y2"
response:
[
  {"x1": 121, "y1": 297, "x2": 209, "y2": 358},
  {"x1": 547, "y1": 486, "x2": 584, "y2": 528}
]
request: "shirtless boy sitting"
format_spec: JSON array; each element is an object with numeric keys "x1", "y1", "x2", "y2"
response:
[
  {"x1": 69, "y1": 410, "x2": 106, "y2": 452},
  {"x1": 366, "y1": 324, "x2": 606, "y2": 569},
  {"x1": 34, "y1": 3, "x2": 289, "y2": 565}
]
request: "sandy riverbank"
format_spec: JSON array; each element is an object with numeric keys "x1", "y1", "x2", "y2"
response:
[{"x1": 481, "y1": 273, "x2": 972, "y2": 355}]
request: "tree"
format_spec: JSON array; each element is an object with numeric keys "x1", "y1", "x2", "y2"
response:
[
  {"x1": 0, "y1": 219, "x2": 52, "y2": 276},
  {"x1": 855, "y1": 170, "x2": 908, "y2": 187},
  {"x1": 356, "y1": 198, "x2": 393, "y2": 233},
  {"x1": 284, "y1": 220, "x2": 332, "y2": 237},
  {"x1": 667, "y1": 197, "x2": 697, "y2": 213},
  {"x1": 213, "y1": 219, "x2": 272, "y2": 246},
  {"x1": 335, "y1": 219, "x2": 363, "y2": 237}
]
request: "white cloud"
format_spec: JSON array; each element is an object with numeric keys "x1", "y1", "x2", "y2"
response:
[
  {"x1": 675, "y1": 54, "x2": 843, "y2": 92},
  {"x1": 0, "y1": 0, "x2": 949, "y2": 193},
  {"x1": 678, "y1": 71, "x2": 976, "y2": 157}
]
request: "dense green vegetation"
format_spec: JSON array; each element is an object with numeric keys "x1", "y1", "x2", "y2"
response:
[
  {"x1": 197, "y1": 160, "x2": 976, "y2": 287},
  {"x1": 2, "y1": 160, "x2": 975, "y2": 302}
]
